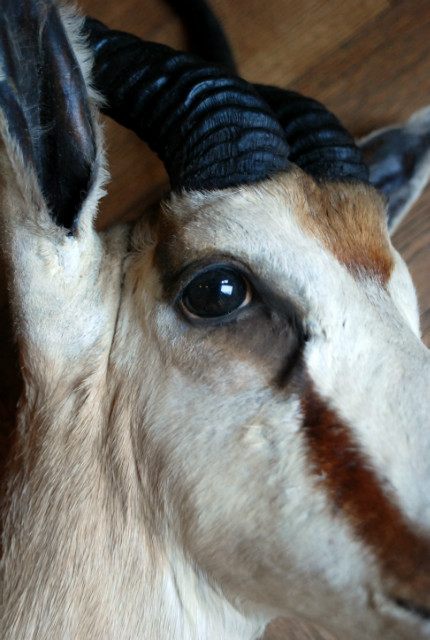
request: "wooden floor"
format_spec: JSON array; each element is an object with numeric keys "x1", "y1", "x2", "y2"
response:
[{"x1": 1, "y1": 0, "x2": 429, "y2": 638}]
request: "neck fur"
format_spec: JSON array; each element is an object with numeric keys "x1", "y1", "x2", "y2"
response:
[{"x1": 1, "y1": 388, "x2": 268, "y2": 640}]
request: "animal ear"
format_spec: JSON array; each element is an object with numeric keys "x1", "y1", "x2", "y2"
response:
[
  {"x1": 0, "y1": 0, "x2": 97, "y2": 231},
  {"x1": 358, "y1": 107, "x2": 430, "y2": 233}
]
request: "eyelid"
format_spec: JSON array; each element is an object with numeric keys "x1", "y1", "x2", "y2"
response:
[{"x1": 167, "y1": 256, "x2": 305, "y2": 334}]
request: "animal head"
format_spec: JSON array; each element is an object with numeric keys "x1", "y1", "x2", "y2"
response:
[{"x1": 1, "y1": 1, "x2": 430, "y2": 639}]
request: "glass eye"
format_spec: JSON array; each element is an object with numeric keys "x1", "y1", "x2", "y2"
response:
[{"x1": 181, "y1": 267, "x2": 251, "y2": 319}]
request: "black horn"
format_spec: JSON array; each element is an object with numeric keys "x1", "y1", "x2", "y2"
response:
[
  {"x1": 84, "y1": 18, "x2": 290, "y2": 192},
  {"x1": 255, "y1": 86, "x2": 369, "y2": 183},
  {"x1": 157, "y1": 0, "x2": 369, "y2": 184}
]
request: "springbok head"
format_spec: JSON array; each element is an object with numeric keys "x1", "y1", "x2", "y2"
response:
[{"x1": 1, "y1": 1, "x2": 430, "y2": 639}]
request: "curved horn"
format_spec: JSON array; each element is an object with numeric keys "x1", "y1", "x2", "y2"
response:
[
  {"x1": 254, "y1": 85, "x2": 370, "y2": 183},
  {"x1": 84, "y1": 18, "x2": 290, "y2": 192},
  {"x1": 154, "y1": 0, "x2": 369, "y2": 184},
  {"x1": 163, "y1": 0, "x2": 237, "y2": 74}
]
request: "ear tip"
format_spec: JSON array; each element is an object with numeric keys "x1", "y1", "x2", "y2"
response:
[
  {"x1": 359, "y1": 106, "x2": 430, "y2": 233},
  {"x1": 406, "y1": 105, "x2": 430, "y2": 137},
  {"x1": 358, "y1": 105, "x2": 430, "y2": 148}
]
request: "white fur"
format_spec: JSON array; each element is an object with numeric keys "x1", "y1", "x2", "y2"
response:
[{"x1": 1, "y1": 4, "x2": 430, "y2": 640}]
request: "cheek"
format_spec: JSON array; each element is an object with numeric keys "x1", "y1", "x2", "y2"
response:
[
  {"x1": 153, "y1": 305, "x2": 304, "y2": 394},
  {"x1": 166, "y1": 395, "x2": 305, "y2": 598}
]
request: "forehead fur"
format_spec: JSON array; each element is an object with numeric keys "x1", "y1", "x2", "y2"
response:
[
  {"x1": 162, "y1": 167, "x2": 394, "y2": 284},
  {"x1": 289, "y1": 170, "x2": 394, "y2": 283}
]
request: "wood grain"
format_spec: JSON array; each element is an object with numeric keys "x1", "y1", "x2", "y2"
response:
[{"x1": 0, "y1": 1, "x2": 428, "y2": 638}]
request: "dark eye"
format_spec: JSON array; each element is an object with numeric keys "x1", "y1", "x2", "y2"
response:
[{"x1": 180, "y1": 267, "x2": 251, "y2": 319}]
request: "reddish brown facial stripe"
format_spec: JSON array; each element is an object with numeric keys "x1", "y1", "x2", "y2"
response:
[
  {"x1": 281, "y1": 169, "x2": 395, "y2": 284},
  {"x1": 301, "y1": 381, "x2": 430, "y2": 606}
]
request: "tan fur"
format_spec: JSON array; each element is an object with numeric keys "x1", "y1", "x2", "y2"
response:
[
  {"x1": 255, "y1": 168, "x2": 395, "y2": 283},
  {"x1": 1, "y1": 4, "x2": 430, "y2": 640}
]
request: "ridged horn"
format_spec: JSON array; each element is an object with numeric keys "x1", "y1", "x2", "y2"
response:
[
  {"x1": 255, "y1": 86, "x2": 370, "y2": 183},
  {"x1": 162, "y1": 0, "x2": 237, "y2": 74},
  {"x1": 84, "y1": 18, "x2": 290, "y2": 192},
  {"x1": 157, "y1": 0, "x2": 369, "y2": 184}
]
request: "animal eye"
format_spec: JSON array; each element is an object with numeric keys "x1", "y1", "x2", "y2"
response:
[{"x1": 180, "y1": 267, "x2": 251, "y2": 319}]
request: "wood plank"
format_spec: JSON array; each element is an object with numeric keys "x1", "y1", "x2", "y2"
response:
[
  {"x1": 291, "y1": 0, "x2": 430, "y2": 134},
  {"x1": 207, "y1": 0, "x2": 389, "y2": 86}
]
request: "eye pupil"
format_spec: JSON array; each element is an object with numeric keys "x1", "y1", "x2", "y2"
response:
[{"x1": 182, "y1": 267, "x2": 249, "y2": 319}]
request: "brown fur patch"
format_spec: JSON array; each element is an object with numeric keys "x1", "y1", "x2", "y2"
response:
[
  {"x1": 282, "y1": 169, "x2": 395, "y2": 283},
  {"x1": 302, "y1": 380, "x2": 430, "y2": 610}
]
